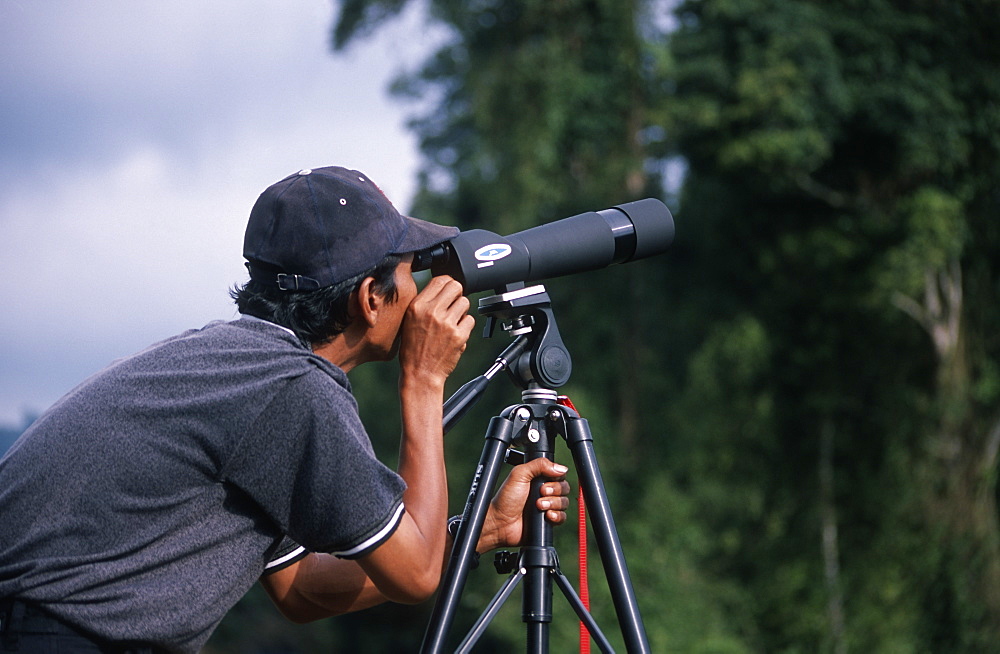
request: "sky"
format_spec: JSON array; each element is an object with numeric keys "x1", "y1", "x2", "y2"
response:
[{"x1": 0, "y1": 1, "x2": 446, "y2": 427}]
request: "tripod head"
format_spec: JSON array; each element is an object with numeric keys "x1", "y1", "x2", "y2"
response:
[
  {"x1": 441, "y1": 284, "x2": 569, "y2": 433},
  {"x1": 478, "y1": 284, "x2": 570, "y2": 390}
]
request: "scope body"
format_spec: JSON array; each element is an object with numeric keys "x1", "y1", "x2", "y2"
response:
[{"x1": 412, "y1": 198, "x2": 674, "y2": 295}]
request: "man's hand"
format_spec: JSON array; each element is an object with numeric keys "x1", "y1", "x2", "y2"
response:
[
  {"x1": 398, "y1": 275, "x2": 475, "y2": 387},
  {"x1": 478, "y1": 458, "x2": 572, "y2": 553}
]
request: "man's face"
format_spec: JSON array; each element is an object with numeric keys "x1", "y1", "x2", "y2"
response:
[{"x1": 371, "y1": 254, "x2": 417, "y2": 361}]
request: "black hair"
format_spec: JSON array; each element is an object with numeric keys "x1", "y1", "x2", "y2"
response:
[{"x1": 230, "y1": 253, "x2": 402, "y2": 346}]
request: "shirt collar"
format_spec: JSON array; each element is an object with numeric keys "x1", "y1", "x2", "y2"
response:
[{"x1": 238, "y1": 314, "x2": 298, "y2": 339}]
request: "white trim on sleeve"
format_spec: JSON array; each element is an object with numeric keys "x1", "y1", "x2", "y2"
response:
[
  {"x1": 333, "y1": 502, "x2": 405, "y2": 558},
  {"x1": 265, "y1": 545, "x2": 307, "y2": 570}
]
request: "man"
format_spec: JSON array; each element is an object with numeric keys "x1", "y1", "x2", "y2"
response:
[{"x1": 0, "y1": 166, "x2": 570, "y2": 652}]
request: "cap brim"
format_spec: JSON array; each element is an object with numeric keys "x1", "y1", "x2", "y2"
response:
[{"x1": 392, "y1": 215, "x2": 460, "y2": 254}]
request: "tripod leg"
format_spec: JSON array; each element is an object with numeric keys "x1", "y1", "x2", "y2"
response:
[
  {"x1": 565, "y1": 416, "x2": 651, "y2": 654},
  {"x1": 551, "y1": 569, "x2": 616, "y2": 654},
  {"x1": 456, "y1": 567, "x2": 525, "y2": 654},
  {"x1": 420, "y1": 416, "x2": 515, "y2": 654}
]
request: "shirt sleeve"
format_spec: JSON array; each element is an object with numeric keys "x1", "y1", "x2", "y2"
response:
[{"x1": 221, "y1": 372, "x2": 407, "y2": 557}]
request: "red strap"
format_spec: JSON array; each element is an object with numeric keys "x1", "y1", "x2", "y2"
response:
[
  {"x1": 578, "y1": 483, "x2": 590, "y2": 653},
  {"x1": 558, "y1": 396, "x2": 590, "y2": 654}
]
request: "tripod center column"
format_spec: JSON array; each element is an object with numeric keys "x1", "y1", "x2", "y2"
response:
[{"x1": 516, "y1": 389, "x2": 561, "y2": 652}]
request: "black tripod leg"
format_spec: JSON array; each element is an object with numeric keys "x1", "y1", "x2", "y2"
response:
[
  {"x1": 565, "y1": 416, "x2": 651, "y2": 654},
  {"x1": 420, "y1": 416, "x2": 515, "y2": 654},
  {"x1": 551, "y1": 570, "x2": 616, "y2": 654},
  {"x1": 456, "y1": 567, "x2": 526, "y2": 653}
]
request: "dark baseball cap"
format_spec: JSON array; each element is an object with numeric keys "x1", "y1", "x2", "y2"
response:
[{"x1": 243, "y1": 166, "x2": 459, "y2": 290}]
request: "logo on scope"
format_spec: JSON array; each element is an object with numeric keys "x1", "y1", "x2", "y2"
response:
[{"x1": 474, "y1": 244, "x2": 512, "y2": 268}]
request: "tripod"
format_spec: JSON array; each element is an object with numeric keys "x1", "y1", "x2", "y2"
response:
[{"x1": 420, "y1": 285, "x2": 650, "y2": 654}]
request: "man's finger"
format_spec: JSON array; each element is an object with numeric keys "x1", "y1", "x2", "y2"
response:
[
  {"x1": 537, "y1": 495, "x2": 570, "y2": 511},
  {"x1": 545, "y1": 510, "x2": 568, "y2": 525},
  {"x1": 512, "y1": 458, "x2": 569, "y2": 483},
  {"x1": 416, "y1": 275, "x2": 464, "y2": 303},
  {"x1": 540, "y1": 481, "x2": 571, "y2": 497}
]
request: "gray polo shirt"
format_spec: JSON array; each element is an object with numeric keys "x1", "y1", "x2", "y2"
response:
[{"x1": 0, "y1": 317, "x2": 406, "y2": 652}]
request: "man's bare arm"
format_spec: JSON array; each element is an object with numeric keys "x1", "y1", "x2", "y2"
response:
[
  {"x1": 356, "y1": 276, "x2": 474, "y2": 603},
  {"x1": 260, "y1": 458, "x2": 570, "y2": 621}
]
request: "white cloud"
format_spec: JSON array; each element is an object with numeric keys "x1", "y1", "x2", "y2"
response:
[{"x1": 0, "y1": 0, "x2": 449, "y2": 424}]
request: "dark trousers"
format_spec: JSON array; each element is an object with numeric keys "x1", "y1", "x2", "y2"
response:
[{"x1": 0, "y1": 601, "x2": 158, "y2": 654}]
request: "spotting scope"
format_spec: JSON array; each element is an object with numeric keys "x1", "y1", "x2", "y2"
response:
[{"x1": 411, "y1": 198, "x2": 674, "y2": 294}]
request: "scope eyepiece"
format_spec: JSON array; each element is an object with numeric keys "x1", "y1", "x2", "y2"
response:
[{"x1": 412, "y1": 243, "x2": 448, "y2": 273}]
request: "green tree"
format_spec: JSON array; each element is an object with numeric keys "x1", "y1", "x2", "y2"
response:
[{"x1": 667, "y1": 0, "x2": 1000, "y2": 650}]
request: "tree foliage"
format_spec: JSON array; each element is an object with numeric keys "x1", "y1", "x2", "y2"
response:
[{"x1": 667, "y1": 0, "x2": 1000, "y2": 651}]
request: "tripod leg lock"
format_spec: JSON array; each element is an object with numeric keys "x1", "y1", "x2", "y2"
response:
[
  {"x1": 520, "y1": 546, "x2": 561, "y2": 571},
  {"x1": 493, "y1": 550, "x2": 518, "y2": 574}
]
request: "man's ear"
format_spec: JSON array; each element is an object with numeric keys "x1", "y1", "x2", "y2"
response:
[{"x1": 354, "y1": 276, "x2": 383, "y2": 328}]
